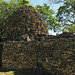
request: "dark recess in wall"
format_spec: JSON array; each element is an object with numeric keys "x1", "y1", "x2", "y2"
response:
[{"x1": 0, "y1": 37, "x2": 3, "y2": 68}]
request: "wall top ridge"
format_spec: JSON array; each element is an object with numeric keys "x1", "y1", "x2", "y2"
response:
[{"x1": 0, "y1": 32, "x2": 75, "y2": 44}]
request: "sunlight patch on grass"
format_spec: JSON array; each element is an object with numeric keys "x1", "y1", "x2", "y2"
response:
[{"x1": 0, "y1": 71, "x2": 15, "y2": 75}]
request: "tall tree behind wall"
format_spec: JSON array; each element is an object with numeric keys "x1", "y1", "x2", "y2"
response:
[
  {"x1": 36, "y1": 3, "x2": 61, "y2": 32},
  {"x1": 0, "y1": 1, "x2": 10, "y2": 39},
  {"x1": 0, "y1": 0, "x2": 31, "y2": 40},
  {"x1": 49, "y1": 0, "x2": 75, "y2": 32}
]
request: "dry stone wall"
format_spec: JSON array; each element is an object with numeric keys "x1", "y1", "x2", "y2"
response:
[
  {"x1": 1, "y1": 6, "x2": 75, "y2": 75},
  {"x1": 4, "y1": 6, "x2": 48, "y2": 41},
  {"x1": 2, "y1": 41, "x2": 38, "y2": 69},
  {"x1": 0, "y1": 33, "x2": 75, "y2": 75}
]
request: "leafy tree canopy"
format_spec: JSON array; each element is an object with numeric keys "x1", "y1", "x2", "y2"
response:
[
  {"x1": 0, "y1": 0, "x2": 62, "y2": 39},
  {"x1": 0, "y1": 0, "x2": 32, "y2": 39},
  {"x1": 36, "y1": 3, "x2": 61, "y2": 32},
  {"x1": 49, "y1": 0, "x2": 75, "y2": 32}
]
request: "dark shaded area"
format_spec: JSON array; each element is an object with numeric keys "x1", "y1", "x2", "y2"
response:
[
  {"x1": 14, "y1": 68, "x2": 51, "y2": 75},
  {"x1": 0, "y1": 37, "x2": 3, "y2": 68},
  {"x1": 0, "y1": 67, "x2": 53, "y2": 75},
  {"x1": 0, "y1": 68, "x2": 13, "y2": 72},
  {"x1": 0, "y1": 62, "x2": 53, "y2": 75},
  {"x1": 0, "y1": 63, "x2": 52, "y2": 75}
]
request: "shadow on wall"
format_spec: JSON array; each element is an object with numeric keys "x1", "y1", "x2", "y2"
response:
[
  {"x1": 0, "y1": 68, "x2": 54, "y2": 75},
  {"x1": 0, "y1": 37, "x2": 3, "y2": 68}
]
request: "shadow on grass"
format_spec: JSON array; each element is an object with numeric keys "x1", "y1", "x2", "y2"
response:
[
  {"x1": 0, "y1": 67, "x2": 54, "y2": 75},
  {"x1": 0, "y1": 67, "x2": 15, "y2": 72}
]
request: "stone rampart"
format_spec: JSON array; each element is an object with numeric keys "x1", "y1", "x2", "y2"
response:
[{"x1": 0, "y1": 32, "x2": 75, "y2": 75}]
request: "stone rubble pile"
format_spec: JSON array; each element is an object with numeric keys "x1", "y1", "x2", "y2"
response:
[{"x1": 5, "y1": 6, "x2": 48, "y2": 41}]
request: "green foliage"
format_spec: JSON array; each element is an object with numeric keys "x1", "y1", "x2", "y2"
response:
[
  {"x1": 0, "y1": 0, "x2": 20, "y2": 38},
  {"x1": 48, "y1": 0, "x2": 75, "y2": 32},
  {"x1": 14, "y1": 0, "x2": 30, "y2": 8},
  {"x1": 0, "y1": 0, "x2": 3, "y2": 3},
  {"x1": 36, "y1": 3, "x2": 61, "y2": 32},
  {"x1": 0, "y1": 0, "x2": 34, "y2": 39},
  {"x1": 0, "y1": 1, "x2": 10, "y2": 37},
  {"x1": 63, "y1": 25, "x2": 75, "y2": 32},
  {"x1": 49, "y1": 0, "x2": 75, "y2": 32},
  {"x1": 56, "y1": 0, "x2": 75, "y2": 32}
]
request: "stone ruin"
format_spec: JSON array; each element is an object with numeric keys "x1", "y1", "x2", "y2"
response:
[
  {"x1": 4, "y1": 6, "x2": 48, "y2": 41},
  {"x1": 0, "y1": 6, "x2": 75, "y2": 75},
  {"x1": 3, "y1": 6, "x2": 75, "y2": 41}
]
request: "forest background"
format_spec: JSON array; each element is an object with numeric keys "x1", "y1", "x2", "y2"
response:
[{"x1": 0, "y1": 0, "x2": 75, "y2": 40}]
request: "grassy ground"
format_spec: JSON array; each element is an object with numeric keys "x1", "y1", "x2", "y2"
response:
[{"x1": 0, "y1": 71, "x2": 14, "y2": 75}]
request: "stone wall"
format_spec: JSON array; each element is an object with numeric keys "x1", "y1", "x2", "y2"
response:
[
  {"x1": 5, "y1": 6, "x2": 48, "y2": 41},
  {"x1": 0, "y1": 33, "x2": 75, "y2": 75},
  {"x1": 2, "y1": 41, "x2": 38, "y2": 69}
]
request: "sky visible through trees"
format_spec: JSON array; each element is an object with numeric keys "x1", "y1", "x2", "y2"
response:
[
  {"x1": 1, "y1": 0, "x2": 74, "y2": 35},
  {"x1": 5, "y1": 0, "x2": 63, "y2": 35},
  {"x1": 29, "y1": 0, "x2": 63, "y2": 35}
]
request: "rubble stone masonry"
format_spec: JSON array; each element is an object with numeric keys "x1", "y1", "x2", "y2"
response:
[{"x1": 0, "y1": 33, "x2": 75, "y2": 75}]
